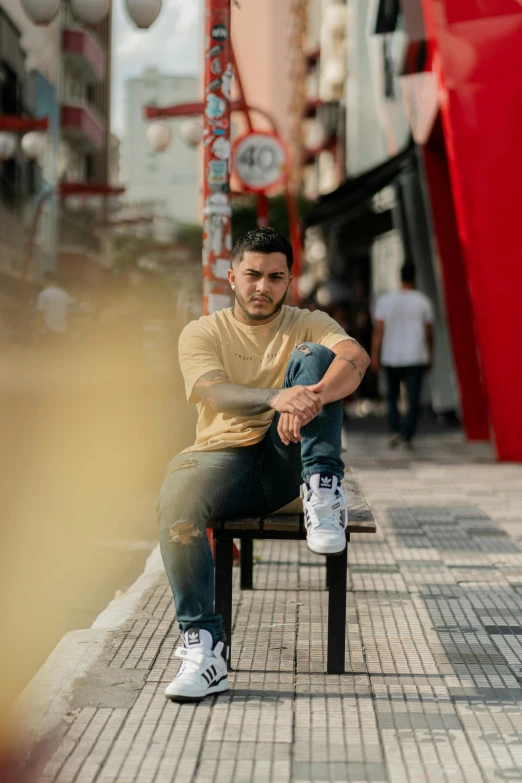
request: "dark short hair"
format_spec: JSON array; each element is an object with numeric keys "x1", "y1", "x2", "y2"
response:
[
  {"x1": 231, "y1": 227, "x2": 293, "y2": 272},
  {"x1": 401, "y1": 263, "x2": 416, "y2": 284}
]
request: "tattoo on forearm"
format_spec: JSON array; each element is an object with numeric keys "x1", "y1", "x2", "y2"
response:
[
  {"x1": 336, "y1": 355, "x2": 364, "y2": 381},
  {"x1": 194, "y1": 369, "x2": 278, "y2": 415},
  {"x1": 194, "y1": 369, "x2": 229, "y2": 388},
  {"x1": 347, "y1": 337, "x2": 362, "y2": 349},
  {"x1": 193, "y1": 370, "x2": 228, "y2": 412}
]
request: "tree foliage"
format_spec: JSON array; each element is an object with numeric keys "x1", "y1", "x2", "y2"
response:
[{"x1": 232, "y1": 194, "x2": 313, "y2": 243}]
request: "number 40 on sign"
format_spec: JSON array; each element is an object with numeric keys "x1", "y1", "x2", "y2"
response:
[{"x1": 232, "y1": 131, "x2": 288, "y2": 193}]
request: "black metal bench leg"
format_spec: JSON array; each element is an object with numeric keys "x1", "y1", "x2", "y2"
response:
[
  {"x1": 326, "y1": 541, "x2": 348, "y2": 674},
  {"x1": 240, "y1": 539, "x2": 254, "y2": 589},
  {"x1": 326, "y1": 560, "x2": 332, "y2": 590},
  {"x1": 214, "y1": 535, "x2": 233, "y2": 671}
]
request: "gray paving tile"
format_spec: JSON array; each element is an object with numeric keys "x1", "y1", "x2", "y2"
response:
[{"x1": 33, "y1": 433, "x2": 522, "y2": 782}]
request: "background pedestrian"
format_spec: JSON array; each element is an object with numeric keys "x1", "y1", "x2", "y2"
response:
[{"x1": 371, "y1": 263, "x2": 434, "y2": 448}]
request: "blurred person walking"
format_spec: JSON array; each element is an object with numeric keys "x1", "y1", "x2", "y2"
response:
[
  {"x1": 371, "y1": 263, "x2": 434, "y2": 448},
  {"x1": 35, "y1": 272, "x2": 75, "y2": 347}
]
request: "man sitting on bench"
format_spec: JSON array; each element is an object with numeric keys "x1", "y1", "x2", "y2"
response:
[{"x1": 157, "y1": 227, "x2": 370, "y2": 703}]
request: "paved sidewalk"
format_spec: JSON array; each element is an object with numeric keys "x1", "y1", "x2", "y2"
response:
[{"x1": 19, "y1": 431, "x2": 522, "y2": 783}]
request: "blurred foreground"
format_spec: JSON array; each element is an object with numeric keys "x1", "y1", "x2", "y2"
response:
[{"x1": 0, "y1": 273, "x2": 198, "y2": 721}]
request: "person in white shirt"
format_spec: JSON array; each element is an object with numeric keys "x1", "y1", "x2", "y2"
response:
[
  {"x1": 371, "y1": 263, "x2": 434, "y2": 448},
  {"x1": 35, "y1": 273, "x2": 75, "y2": 338}
]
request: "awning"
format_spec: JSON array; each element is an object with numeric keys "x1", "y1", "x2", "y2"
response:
[{"x1": 304, "y1": 140, "x2": 415, "y2": 229}]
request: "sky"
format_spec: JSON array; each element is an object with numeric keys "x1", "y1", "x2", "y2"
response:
[{"x1": 111, "y1": 0, "x2": 203, "y2": 137}]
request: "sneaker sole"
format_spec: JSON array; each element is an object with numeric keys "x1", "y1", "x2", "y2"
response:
[
  {"x1": 307, "y1": 541, "x2": 347, "y2": 556},
  {"x1": 166, "y1": 677, "x2": 228, "y2": 703}
]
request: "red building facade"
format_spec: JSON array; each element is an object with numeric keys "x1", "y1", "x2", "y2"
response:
[{"x1": 415, "y1": 0, "x2": 522, "y2": 460}]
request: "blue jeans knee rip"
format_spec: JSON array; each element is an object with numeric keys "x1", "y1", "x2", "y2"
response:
[
  {"x1": 163, "y1": 458, "x2": 205, "y2": 545},
  {"x1": 295, "y1": 343, "x2": 312, "y2": 355},
  {"x1": 168, "y1": 521, "x2": 204, "y2": 546}
]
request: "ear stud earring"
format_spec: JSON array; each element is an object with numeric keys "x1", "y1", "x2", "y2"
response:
[{"x1": 232, "y1": 285, "x2": 236, "y2": 290}]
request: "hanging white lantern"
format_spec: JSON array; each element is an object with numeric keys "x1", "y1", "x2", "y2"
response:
[
  {"x1": 21, "y1": 132, "x2": 47, "y2": 161},
  {"x1": 324, "y1": 4, "x2": 347, "y2": 33},
  {"x1": 308, "y1": 238, "x2": 327, "y2": 264},
  {"x1": 65, "y1": 195, "x2": 84, "y2": 213},
  {"x1": 86, "y1": 195, "x2": 103, "y2": 212},
  {"x1": 179, "y1": 119, "x2": 203, "y2": 148},
  {"x1": 322, "y1": 59, "x2": 345, "y2": 88},
  {"x1": 20, "y1": 0, "x2": 61, "y2": 25},
  {"x1": 71, "y1": 0, "x2": 110, "y2": 26},
  {"x1": 146, "y1": 122, "x2": 172, "y2": 153},
  {"x1": 305, "y1": 119, "x2": 327, "y2": 151},
  {"x1": 106, "y1": 197, "x2": 122, "y2": 213},
  {"x1": 0, "y1": 133, "x2": 17, "y2": 162},
  {"x1": 125, "y1": 0, "x2": 162, "y2": 29}
]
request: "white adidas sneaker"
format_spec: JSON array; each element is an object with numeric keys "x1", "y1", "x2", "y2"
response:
[
  {"x1": 165, "y1": 629, "x2": 228, "y2": 703},
  {"x1": 302, "y1": 474, "x2": 348, "y2": 556}
]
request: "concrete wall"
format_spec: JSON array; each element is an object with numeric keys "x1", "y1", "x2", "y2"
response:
[
  {"x1": 345, "y1": 0, "x2": 410, "y2": 176},
  {"x1": 231, "y1": 0, "x2": 293, "y2": 141}
]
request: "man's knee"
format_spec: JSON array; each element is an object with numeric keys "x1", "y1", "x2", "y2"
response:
[
  {"x1": 164, "y1": 520, "x2": 205, "y2": 547},
  {"x1": 156, "y1": 458, "x2": 209, "y2": 544},
  {"x1": 289, "y1": 342, "x2": 335, "y2": 375}
]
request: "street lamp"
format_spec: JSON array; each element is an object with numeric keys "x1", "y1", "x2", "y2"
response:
[
  {"x1": 21, "y1": 0, "x2": 110, "y2": 25},
  {"x1": 20, "y1": 0, "x2": 61, "y2": 25},
  {"x1": 125, "y1": 0, "x2": 163, "y2": 29},
  {"x1": 146, "y1": 122, "x2": 172, "y2": 153},
  {"x1": 71, "y1": 0, "x2": 111, "y2": 26},
  {"x1": 179, "y1": 119, "x2": 203, "y2": 148},
  {"x1": 0, "y1": 132, "x2": 16, "y2": 162},
  {"x1": 21, "y1": 131, "x2": 47, "y2": 161},
  {"x1": 0, "y1": 130, "x2": 47, "y2": 162},
  {"x1": 20, "y1": 0, "x2": 160, "y2": 36}
]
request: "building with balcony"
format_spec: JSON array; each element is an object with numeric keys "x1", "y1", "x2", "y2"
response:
[
  {"x1": 59, "y1": 1, "x2": 111, "y2": 184},
  {"x1": 0, "y1": 3, "x2": 59, "y2": 282},
  {"x1": 57, "y1": 1, "x2": 112, "y2": 277},
  {"x1": 0, "y1": 0, "x2": 113, "y2": 295}
]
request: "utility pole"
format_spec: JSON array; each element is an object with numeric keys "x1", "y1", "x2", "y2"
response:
[
  {"x1": 288, "y1": 0, "x2": 308, "y2": 195},
  {"x1": 202, "y1": 0, "x2": 233, "y2": 316}
]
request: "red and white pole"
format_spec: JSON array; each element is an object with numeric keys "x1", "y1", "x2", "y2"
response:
[
  {"x1": 203, "y1": 0, "x2": 236, "y2": 559},
  {"x1": 202, "y1": 0, "x2": 232, "y2": 317}
]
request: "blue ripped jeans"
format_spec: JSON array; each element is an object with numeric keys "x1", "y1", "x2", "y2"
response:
[{"x1": 156, "y1": 343, "x2": 344, "y2": 643}]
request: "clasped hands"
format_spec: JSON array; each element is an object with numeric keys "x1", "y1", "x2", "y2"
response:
[{"x1": 270, "y1": 383, "x2": 325, "y2": 446}]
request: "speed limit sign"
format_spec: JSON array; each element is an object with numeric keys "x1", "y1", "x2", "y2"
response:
[{"x1": 232, "y1": 131, "x2": 288, "y2": 193}]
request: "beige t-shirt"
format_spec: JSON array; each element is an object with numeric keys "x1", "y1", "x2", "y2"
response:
[{"x1": 178, "y1": 305, "x2": 349, "y2": 452}]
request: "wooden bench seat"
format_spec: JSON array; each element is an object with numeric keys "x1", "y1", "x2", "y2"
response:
[{"x1": 210, "y1": 469, "x2": 375, "y2": 674}]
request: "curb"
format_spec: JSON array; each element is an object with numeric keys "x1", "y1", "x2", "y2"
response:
[{"x1": 12, "y1": 545, "x2": 164, "y2": 755}]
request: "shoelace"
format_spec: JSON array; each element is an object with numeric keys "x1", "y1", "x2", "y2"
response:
[
  {"x1": 175, "y1": 645, "x2": 209, "y2": 677},
  {"x1": 304, "y1": 487, "x2": 348, "y2": 531}
]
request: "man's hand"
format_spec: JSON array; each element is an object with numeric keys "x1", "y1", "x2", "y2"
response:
[
  {"x1": 269, "y1": 383, "x2": 324, "y2": 420},
  {"x1": 277, "y1": 411, "x2": 306, "y2": 446}
]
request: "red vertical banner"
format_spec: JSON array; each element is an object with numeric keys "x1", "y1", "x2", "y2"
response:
[{"x1": 202, "y1": 0, "x2": 232, "y2": 317}]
